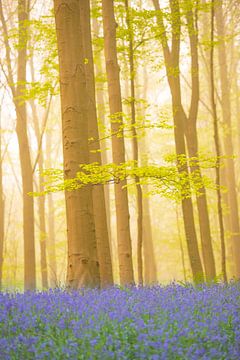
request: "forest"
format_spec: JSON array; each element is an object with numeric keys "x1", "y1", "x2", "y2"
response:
[{"x1": 0, "y1": 0, "x2": 240, "y2": 359}]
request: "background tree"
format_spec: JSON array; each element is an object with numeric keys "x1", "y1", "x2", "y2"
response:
[{"x1": 102, "y1": 0, "x2": 134, "y2": 285}]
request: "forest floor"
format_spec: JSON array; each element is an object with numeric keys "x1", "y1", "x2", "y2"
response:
[{"x1": 0, "y1": 282, "x2": 239, "y2": 359}]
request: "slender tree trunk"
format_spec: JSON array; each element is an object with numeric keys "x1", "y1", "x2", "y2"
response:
[
  {"x1": 0, "y1": 113, "x2": 4, "y2": 289},
  {"x1": 30, "y1": 94, "x2": 48, "y2": 289},
  {"x1": 92, "y1": 15, "x2": 113, "y2": 246},
  {"x1": 215, "y1": 0, "x2": 240, "y2": 278},
  {"x1": 176, "y1": 205, "x2": 187, "y2": 282},
  {"x1": 0, "y1": 0, "x2": 36, "y2": 291},
  {"x1": 184, "y1": 3, "x2": 216, "y2": 280},
  {"x1": 102, "y1": 0, "x2": 134, "y2": 285},
  {"x1": 46, "y1": 130, "x2": 57, "y2": 287},
  {"x1": 124, "y1": 0, "x2": 143, "y2": 285},
  {"x1": 17, "y1": 0, "x2": 36, "y2": 290},
  {"x1": 210, "y1": 0, "x2": 227, "y2": 282},
  {"x1": 80, "y1": 0, "x2": 113, "y2": 287},
  {"x1": 54, "y1": 0, "x2": 100, "y2": 288},
  {"x1": 152, "y1": 0, "x2": 204, "y2": 282},
  {"x1": 139, "y1": 68, "x2": 158, "y2": 284}
]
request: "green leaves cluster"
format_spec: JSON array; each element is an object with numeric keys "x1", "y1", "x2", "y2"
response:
[{"x1": 31, "y1": 152, "x2": 223, "y2": 202}]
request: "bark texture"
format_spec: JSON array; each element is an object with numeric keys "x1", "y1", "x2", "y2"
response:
[
  {"x1": 54, "y1": 0, "x2": 100, "y2": 288},
  {"x1": 80, "y1": 0, "x2": 113, "y2": 287},
  {"x1": 215, "y1": 0, "x2": 240, "y2": 278},
  {"x1": 102, "y1": 0, "x2": 134, "y2": 284},
  {"x1": 124, "y1": 0, "x2": 144, "y2": 285}
]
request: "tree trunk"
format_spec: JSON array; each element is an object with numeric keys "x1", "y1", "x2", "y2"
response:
[
  {"x1": 215, "y1": 0, "x2": 240, "y2": 278},
  {"x1": 102, "y1": 0, "x2": 134, "y2": 285},
  {"x1": 46, "y1": 130, "x2": 57, "y2": 287},
  {"x1": 210, "y1": 0, "x2": 227, "y2": 282},
  {"x1": 30, "y1": 95, "x2": 48, "y2": 289},
  {"x1": 0, "y1": 0, "x2": 36, "y2": 291},
  {"x1": 139, "y1": 67, "x2": 158, "y2": 284},
  {"x1": 80, "y1": 0, "x2": 113, "y2": 287},
  {"x1": 17, "y1": 0, "x2": 36, "y2": 290},
  {"x1": 184, "y1": 3, "x2": 216, "y2": 280},
  {"x1": 152, "y1": 0, "x2": 204, "y2": 282},
  {"x1": 124, "y1": 0, "x2": 143, "y2": 285},
  {"x1": 0, "y1": 113, "x2": 4, "y2": 289},
  {"x1": 54, "y1": 0, "x2": 100, "y2": 288}
]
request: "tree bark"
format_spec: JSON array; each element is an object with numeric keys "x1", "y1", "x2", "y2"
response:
[
  {"x1": 184, "y1": 2, "x2": 216, "y2": 280},
  {"x1": 215, "y1": 0, "x2": 240, "y2": 278},
  {"x1": 0, "y1": 112, "x2": 4, "y2": 289},
  {"x1": 139, "y1": 67, "x2": 158, "y2": 284},
  {"x1": 17, "y1": 0, "x2": 36, "y2": 290},
  {"x1": 54, "y1": 0, "x2": 100, "y2": 288},
  {"x1": 152, "y1": 0, "x2": 204, "y2": 282},
  {"x1": 124, "y1": 0, "x2": 143, "y2": 285},
  {"x1": 210, "y1": 0, "x2": 227, "y2": 282},
  {"x1": 30, "y1": 99, "x2": 48, "y2": 289},
  {"x1": 0, "y1": 0, "x2": 36, "y2": 291},
  {"x1": 102, "y1": 0, "x2": 134, "y2": 285},
  {"x1": 80, "y1": 0, "x2": 113, "y2": 287},
  {"x1": 45, "y1": 129, "x2": 57, "y2": 287}
]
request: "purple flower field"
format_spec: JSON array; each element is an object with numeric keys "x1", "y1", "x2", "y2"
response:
[{"x1": 0, "y1": 282, "x2": 240, "y2": 359}]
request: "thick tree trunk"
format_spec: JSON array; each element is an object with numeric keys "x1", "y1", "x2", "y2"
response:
[
  {"x1": 102, "y1": 0, "x2": 134, "y2": 285},
  {"x1": 54, "y1": 0, "x2": 100, "y2": 288},
  {"x1": 215, "y1": 0, "x2": 240, "y2": 278},
  {"x1": 80, "y1": 0, "x2": 113, "y2": 287}
]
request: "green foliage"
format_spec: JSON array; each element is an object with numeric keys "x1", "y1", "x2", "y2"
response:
[{"x1": 30, "y1": 151, "x2": 223, "y2": 203}]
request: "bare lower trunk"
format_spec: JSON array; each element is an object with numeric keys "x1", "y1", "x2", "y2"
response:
[
  {"x1": 139, "y1": 68, "x2": 157, "y2": 284},
  {"x1": 102, "y1": 0, "x2": 134, "y2": 285},
  {"x1": 0, "y1": 119, "x2": 4, "y2": 289},
  {"x1": 30, "y1": 97, "x2": 48, "y2": 289},
  {"x1": 47, "y1": 193, "x2": 57, "y2": 287},
  {"x1": 46, "y1": 131, "x2": 57, "y2": 287}
]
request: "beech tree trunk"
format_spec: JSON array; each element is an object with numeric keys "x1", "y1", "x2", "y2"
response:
[
  {"x1": 215, "y1": 0, "x2": 240, "y2": 278},
  {"x1": 30, "y1": 93, "x2": 48, "y2": 289},
  {"x1": 152, "y1": 0, "x2": 204, "y2": 282},
  {"x1": 0, "y1": 115, "x2": 4, "y2": 289},
  {"x1": 0, "y1": 0, "x2": 36, "y2": 291},
  {"x1": 102, "y1": 0, "x2": 134, "y2": 285},
  {"x1": 124, "y1": 0, "x2": 144, "y2": 285},
  {"x1": 80, "y1": 0, "x2": 113, "y2": 287},
  {"x1": 54, "y1": 0, "x2": 100, "y2": 288},
  {"x1": 210, "y1": 0, "x2": 227, "y2": 282},
  {"x1": 46, "y1": 130, "x2": 57, "y2": 287},
  {"x1": 184, "y1": 3, "x2": 216, "y2": 280},
  {"x1": 17, "y1": 0, "x2": 36, "y2": 290},
  {"x1": 137, "y1": 68, "x2": 157, "y2": 284}
]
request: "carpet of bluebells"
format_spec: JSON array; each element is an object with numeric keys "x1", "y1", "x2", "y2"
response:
[{"x1": 0, "y1": 282, "x2": 240, "y2": 359}]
